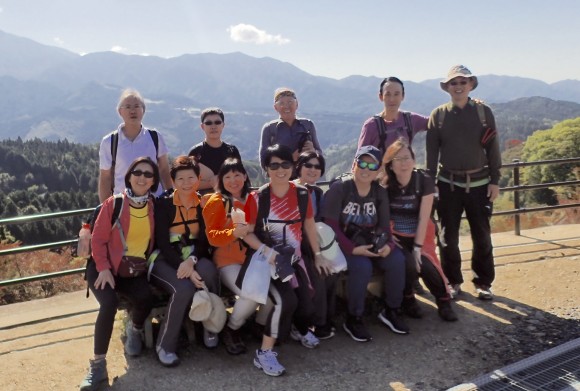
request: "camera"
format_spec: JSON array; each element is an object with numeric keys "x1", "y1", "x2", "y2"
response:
[{"x1": 371, "y1": 232, "x2": 389, "y2": 253}]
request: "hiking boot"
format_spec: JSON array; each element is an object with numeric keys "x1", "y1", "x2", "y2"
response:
[
  {"x1": 437, "y1": 300, "x2": 459, "y2": 322},
  {"x1": 449, "y1": 283, "x2": 462, "y2": 299},
  {"x1": 124, "y1": 321, "x2": 143, "y2": 357},
  {"x1": 156, "y1": 346, "x2": 180, "y2": 367},
  {"x1": 290, "y1": 324, "x2": 320, "y2": 349},
  {"x1": 254, "y1": 349, "x2": 285, "y2": 377},
  {"x1": 378, "y1": 309, "x2": 410, "y2": 334},
  {"x1": 204, "y1": 328, "x2": 219, "y2": 349},
  {"x1": 222, "y1": 326, "x2": 247, "y2": 355},
  {"x1": 475, "y1": 285, "x2": 493, "y2": 301},
  {"x1": 314, "y1": 324, "x2": 335, "y2": 340},
  {"x1": 343, "y1": 315, "x2": 372, "y2": 342},
  {"x1": 79, "y1": 358, "x2": 108, "y2": 391},
  {"x1": 401, "y1": 297, "x2": 423, "y2": 319}
]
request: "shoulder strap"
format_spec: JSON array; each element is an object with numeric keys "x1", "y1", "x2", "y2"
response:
[
  {"x1": 295, "y1": 184, "x2": 309, "y2": 223},
  {"x1": 402, "y1": 111, "x2": 413, "y2": 141},
  {"x1": 414, "y1": 169, "x2": 424, "y2": 197},
  {"x1": 110, "y1": 131, "x2": 119, "y2": 168},
  {"x1": 269, "y1": 125, "x2": 277, "y2": 146},
  {"x1": 373, "y1": 115, "x2": 387, "y2": 156},
  {"x1": 436, "y1": 109, "x2": 446, "y2": 130},
  {"x1": 475, "y1": 102, "x2": 488, "y2": 128},
  {"x1": 111, "y1": 194, "x2": 124, "y2": 226},
  {"x1": 148, "y1": 129, "x2": 160, "y2": 158}
]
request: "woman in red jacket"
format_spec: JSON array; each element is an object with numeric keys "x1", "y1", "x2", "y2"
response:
[{"x1": 81, "y1": 156, "x2": 159, "y2": 391}]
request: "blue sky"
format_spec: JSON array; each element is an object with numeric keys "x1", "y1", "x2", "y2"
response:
[{"x1": 1, "y1": 0, "x2": 579, "y2": 83}]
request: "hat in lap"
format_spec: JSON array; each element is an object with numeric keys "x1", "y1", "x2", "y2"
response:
[
  {"x1": 189, "y1": 289, "x2": 212, "y2": 322},
  {"x1": 202, "y1": 291, "x2": 227, "y2": 333}
]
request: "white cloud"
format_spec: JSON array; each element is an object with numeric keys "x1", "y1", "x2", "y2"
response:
[
  {"x1": 227, "y1": 24, "x2": 290, "y2": 45},
  {"x1": 111, "y1": 45, "x2": 128, "y2": 53}
]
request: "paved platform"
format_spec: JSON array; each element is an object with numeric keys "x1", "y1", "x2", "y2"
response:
[{"x1": 0, "y1": 224, "x2": 578, "y2": 391}]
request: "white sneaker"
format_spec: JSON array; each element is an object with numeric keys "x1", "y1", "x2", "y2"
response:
[
  {"x1": 254, "y1": 349, "x2": 285, "y2": 376},
  {"x1": 290, "y1": 324, "x2": 320, "y2": 349},
  {"x1": 156, "y1": 346, "x2": 179, "y2": 367}
]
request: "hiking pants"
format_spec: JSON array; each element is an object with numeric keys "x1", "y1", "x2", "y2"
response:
[
  {"x1": 312, "y1": 272, "x2": 340, "y2": 328},
  {"x1": 345, "y1": 247, "x2": 405, "y2": 317},
  {"x1": 264, "y1": 278, "x2": 297, "y2": 341},
  {"x1": 87, "y1": 261, "x2": 153, "y2": 356},
  {"x1": 220, "y1": 264, "x2": 261, "y2": 331},
  {"x1": 437, "y1": 181, "x2": 495, "y2": 287},
  {"x1": 149, "y1": 256, "x2": 218, "y2": 352}
]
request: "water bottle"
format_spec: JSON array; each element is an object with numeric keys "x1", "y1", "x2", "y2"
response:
[{"x1": 77, "y1": 223, "x2": 91, "y2": 257}]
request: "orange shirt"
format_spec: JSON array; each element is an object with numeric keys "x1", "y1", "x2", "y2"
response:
[{"x1": 202, "y1": 193, "x2": 247, "y2": 268}]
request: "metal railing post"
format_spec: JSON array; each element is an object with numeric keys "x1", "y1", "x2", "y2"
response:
[{"x1": 513, "y1": 159, "x2": 521, "y2": 236}]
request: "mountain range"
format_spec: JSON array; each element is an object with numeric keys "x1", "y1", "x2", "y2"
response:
[{"x1": 2, "y1": 29, "x2": 580, "y2": 161}]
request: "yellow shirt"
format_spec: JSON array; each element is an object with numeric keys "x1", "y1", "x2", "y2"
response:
[{"x1": 126, "y1": 204, "x2": 150, "y2": 258}]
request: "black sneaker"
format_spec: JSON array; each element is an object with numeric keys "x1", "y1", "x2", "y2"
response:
[
  {"x1": 378, "y1": 309, "x2": 410, "y2": 334},
  {"x1": 343, "y1": 316, "x2": 372, "y2": 342},
  {"x1": 437, "y1": 300, "x2": 459, "y2": 322},
  {"x1": 401, "y1": 297, "x2": 423, "y2": 319},
  {"x1": 413, "y1": 279, "x2": 426, "y2": 295},
  {"x1": 222, "y1": 326, "x2": 247, "y2": 355},
  {"x1": 314, "y1": 324, "x2": 335, "y2": 340}
]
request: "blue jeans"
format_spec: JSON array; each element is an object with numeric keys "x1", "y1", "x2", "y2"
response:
[{"x1": 345, "y1": 247, "x2": 406, "y2": 317}]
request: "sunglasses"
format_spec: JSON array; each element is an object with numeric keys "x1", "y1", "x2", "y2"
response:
[
  {"x1": 131, "y1": 170, "x2": 155, "y2": 178},
  {"x1": 449, "y1": 80, "x2": 468, "y2": 86},
  {"x1": 356, "y1": 160, "x2": 380, "y2": 171},
  {"x1": 203, "y1": 120, "x2": 223, "y2": 126},
  {"x1": 267, "y1": 161, "x2": 293, "y2": 170},
  {"x1": 303, "y1": 162, "x2": 322, "y2": 170}
]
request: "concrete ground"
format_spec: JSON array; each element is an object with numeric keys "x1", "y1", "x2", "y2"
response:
[{"x1": 1, "y1": 224, "x2": 579, "y2": 391}]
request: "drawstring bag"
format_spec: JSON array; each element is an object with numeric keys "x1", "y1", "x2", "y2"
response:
[{"x1": 240, "y1": 245, "x2": 272, "y2": 304}]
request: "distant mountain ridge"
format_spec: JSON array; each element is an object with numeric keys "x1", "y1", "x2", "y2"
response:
[{"x1": 1, "y1": 29, "x2": 580, "y2": 159}]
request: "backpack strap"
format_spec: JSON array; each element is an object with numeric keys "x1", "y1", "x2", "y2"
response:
[
  {"x1": 436, "y1": 109, "x2": 446, "y2": 130},
  {"x1": 474, "y1": 101, "x2": 488, "y2": 129},
  {"x1": 373, "y1": 115, "x2": 387, "y2": 157},
  {"x1": 111, "y1": 194, "x2": 124, "y2": 227},
  {"x1": 402, "y1": 111, "x2": 414, "y2": 142},
  {"x1": 148, "y1": 129, "x2": 160, "y2": 158},
  {"x1": 269, "y1": 124, "x2": 278, "y2": 146}
]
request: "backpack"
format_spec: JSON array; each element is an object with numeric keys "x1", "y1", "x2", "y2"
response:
[
  {"x1": 84, "y1": 194, "x2": 124, "y2": 297},
  {"x1": 109, "y1": 129, "x2": 159, "y2": 193},
  {"x1": 253, "y1": 183, "x2": 310, "y2": 247},
  {"x1": 374, "y1": 111, "x2": 413, "y2": 157}
]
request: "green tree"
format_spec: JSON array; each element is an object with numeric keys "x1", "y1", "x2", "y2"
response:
[{"x1": 521, "y1": 117, "x2": 580, "y2": 205}]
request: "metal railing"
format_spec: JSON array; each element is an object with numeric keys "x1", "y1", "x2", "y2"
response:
[{"x1": 1, "y1": 157, "x2": 579, "y2": 288}]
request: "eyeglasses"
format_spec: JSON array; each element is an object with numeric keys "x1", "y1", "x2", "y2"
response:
[
  {"x1": 392, "y1": 156, "x2": 413, "y2": 162},
  {"x1": 120, "y1": 104, "x2": 143, "y2": 110},
  {"x1": 203, "y1": 120, "x2": 223, "y2": 126},
  {"x1": 275, "y1": 99, "x2": 297, "y2": 107},
  {"x1": 449, "y1": 81, "x2": 468, "y2": 86},
  {"x1": 267, "y1": 161, "x2": 293, "y2": 170},
  {"x1": 303, "y1": 163, "x2": 322, "y2": 170},
  {"x1": 356, "y1": 160, "x2": 380, "y2": 171},
  {"x1": 131, "y1": 170, "x2": 155, "y2": 178}
]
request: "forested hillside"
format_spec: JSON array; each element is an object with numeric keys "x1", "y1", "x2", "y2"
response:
[{"x1": 0, "y1": 138, "x2": 99, "y2": 244}]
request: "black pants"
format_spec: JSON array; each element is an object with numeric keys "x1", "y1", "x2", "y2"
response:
[
  {"x1": 397, "y1": 235, "x2": 449, "y2": 300},
  {"x1": 87, "y1": 261, "x2": 154, "y2": 355},
  {"x1": 437, "y1": 181, "x2": 495, "y2": 287}
]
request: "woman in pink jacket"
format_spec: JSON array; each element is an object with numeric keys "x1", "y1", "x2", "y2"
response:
[{"x1": 80, "y1": 156, "x2": 159, "y2": 391}]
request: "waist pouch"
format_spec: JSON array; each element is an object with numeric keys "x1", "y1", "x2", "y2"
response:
[{"x1": 118, "y1": 256, "x2": 147, "y2": 278}]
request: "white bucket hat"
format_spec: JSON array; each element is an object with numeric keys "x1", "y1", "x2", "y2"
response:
[{"x1": 316, "y1": 222, "x2": 347, "y2": 273}]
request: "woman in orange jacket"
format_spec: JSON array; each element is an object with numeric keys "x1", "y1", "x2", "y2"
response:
[{"x1": 202, "y1": 158, "x2": 252, "y2": 355}]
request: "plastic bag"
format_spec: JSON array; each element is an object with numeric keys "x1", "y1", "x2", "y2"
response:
[{"x1": 240, "y1": 245, "x2": 272, "y2": 304}]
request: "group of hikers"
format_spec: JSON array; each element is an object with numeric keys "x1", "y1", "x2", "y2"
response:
[{"x1": 80, "y1": 64, "x2": 502, "y2": 390}]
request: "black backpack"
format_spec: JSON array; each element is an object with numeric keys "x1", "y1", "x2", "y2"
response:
[
  {"x1": 374, "y1": 111, "x2": 413, "y2": 157},
  {"x1": 109, "y1": 129, "x2": 159, "y2": 193}
]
